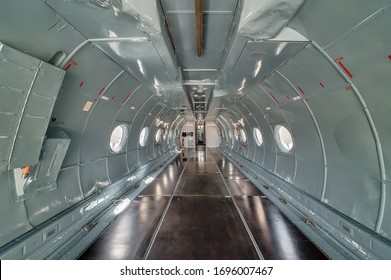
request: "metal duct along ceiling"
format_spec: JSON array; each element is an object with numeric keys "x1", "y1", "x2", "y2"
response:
[{"x1": 160, "y1": 0, "x2": 240, "y2": 121}]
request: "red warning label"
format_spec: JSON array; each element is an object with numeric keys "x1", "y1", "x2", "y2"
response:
[
  {"x1": 337, "y1": 61, "x2": 353, "y2": 78},
  {"x1": 64, "y1": 59, "x2": 77, "y2": 71},
  {"x1": 122, "y1": 92, "x2": 132, "y2": 105},
  {"x1": 98, "y1": 87, "x2": 105, "y2": 96},
  {"x1": 269, "y1": 92, "x2": 279, "y2": 104}
]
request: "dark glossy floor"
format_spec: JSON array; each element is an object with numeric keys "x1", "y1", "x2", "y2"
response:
[{"x1": 79, "y1": 147, "x2": 327, "y2": 260}]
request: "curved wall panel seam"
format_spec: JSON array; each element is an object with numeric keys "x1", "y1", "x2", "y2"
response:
[
  {"x1": 311, "y1": 41, "x2": 386, "y2": 233},
  {"x1": 118, "y1": 84, "x2": 143, "y2": 174},
  {"x1": 231, "y1": 106, "x2": 253, "y2": 158},
  {"x1": 129, "y1": 94, "x2": 157, "y2": 168},
  {"x1": 247, "y1": 95, "x2": 276, "y2": 166},
  {"x1": 160, "y1": 108, "x2": 178, "y2": 152},
  {"x1": 216, "y1": 116, "x2": 231, "y2": 148},
  {"x1": 77, "y1": 70, "x2": 124, "y2": 164},
  {"x1": 168, "y1": 115, "x2": 183, "y2": 149},
  {"x1": 224, "y1": 110, "x2": 244, "y2": 153},
  {"x1": 154, "y1": 106, "x2": 170, "y2": 155},
  {"x1": 237, "y1": 100, "x2": 264, "y2": 163},
  {"x1": 107, "y1": 88, "x2": 142, "y2": 182},
  {"x1": 150, "y1": 104, "x2": 169, "y2": 159},
  {"x1": 275, "y1": 70, "x2": 328, "y2": 201},
  {"x1": 75, "y1": 69, "x2": 123, "y2": 196},
  {"x1": 215, "y1": 119, "x2": 226, "y2": 146},
  {"x1": 324, "y1": 3, "x2": 391, "y2": 51},
  {"x1": 259, "y1": 84, "x2": 298, "y2": 181}
]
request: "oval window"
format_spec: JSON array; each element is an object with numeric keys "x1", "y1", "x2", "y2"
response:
[
  {"x1": 253, "y1": 127, "x2": 263, "y2": 146},
  {"x1": 139, "y1": 127, "x2": 149, "y2": 147},
  {"x1": 239, "y1": 128, "x2": 247, "y2": 143},
  {"x1": 274, "y1": 125, "x2": 293, "y2": 152},
  {"x1": 110, "y1": 124, "x2": 128, "y2": 153},
  {"x1": 155, "y1": 128, "x2": 162, "y2": 143}
]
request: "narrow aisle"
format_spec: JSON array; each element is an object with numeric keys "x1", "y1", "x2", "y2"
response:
[
  {"x1": 79, "y1": 148, "x2": 327, "y2": 260},
  {"x1": 146, "y1": 146, "x2": 259, "y2": 260}
]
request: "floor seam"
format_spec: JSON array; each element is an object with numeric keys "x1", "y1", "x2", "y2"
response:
[
  {"x1": 209, "y1": 148, "x2": 265, "y2": 260},
  {"x1": 142, "y1": 152, "x2": 190, "y2": 260}
]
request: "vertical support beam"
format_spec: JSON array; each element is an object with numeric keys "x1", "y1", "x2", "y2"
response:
[{"x1": 195, "y1": 0, "x2": 203, "y2": 57}]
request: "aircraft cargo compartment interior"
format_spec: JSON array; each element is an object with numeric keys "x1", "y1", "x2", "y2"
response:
[{"x1": 1, "y1": 0, "x2": 391, "y2": 260}]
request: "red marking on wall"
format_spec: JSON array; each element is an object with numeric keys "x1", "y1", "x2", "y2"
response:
[
  {"x1": 338, "y1": 61, "x2": 353, "y2": 78},
  {"x1": 388, "y1": 55, "x2": 391, "y2": 60},
  {"x1": 122, "y1": 92, "x2": 132, "y2": 105},
  {"x1": 79, "y1": 82, "x2": 84, "y2": 87},
  {"x1": 111, "y1": 96, "x2": 115, "y2": 100},
  {"x1": 98, "y1": 87, "x2": 105, "y2": 96},
  {"x1": 320, "y1": 82, "x2": 325, "y2": 88},
  {"x1": 64, "y1": 59, "x2": 78, "y2": 71},
  {"x1": 298, "y1": 86, "x2": 305, "y2": 95},
  {"x1": 335, "y1": 56, "x2": 344, "y2": 62},
  {"x1": 64, "y1": 64, "x2": 72, "y2": 71},
  {"x1": 345, "y1": 85, "x2": 352, "y2": 91},
  {"x1": 269, "y1": 92, "x2": 279, "y2": 104},
  {"x1": 241, "y1": 143, "x2": 248, "y2": 148}
]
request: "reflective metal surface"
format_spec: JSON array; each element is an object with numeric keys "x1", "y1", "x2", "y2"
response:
[
  {"x1": 79, "y1": 148, "x2": 326, "y2": 260},
  {"x1": 1, "y1": 0, "x2": 391, "y2": 260}
]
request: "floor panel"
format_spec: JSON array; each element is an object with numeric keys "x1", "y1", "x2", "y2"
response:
[
  {"x1": 78, "y1": 148, "x2": 328, "y2": 260},
  {"x1": 174, "y1": 173, "x2": 229, "y2": 196},
  {"x1": 215, "y1": 160, "x2": 247, "y2": 179},
  {"x1": 78, "y1": 196, "x2": 169, "y2": 260},
  {"x1": 234, "y1": 196, "x2": 328, "y2": 260},
  {"x1": 226, "y1": 179, "x2": 263, "y2": 196},
  {"x1": 141, "y1": 165, "x2": 183, "y2": 196},
  {"x1": 184, "y1": 162, "x2": 220, "y2": 173},
  {"x1": 147, "y1": 196, "x2": 259, "y2": 260}
]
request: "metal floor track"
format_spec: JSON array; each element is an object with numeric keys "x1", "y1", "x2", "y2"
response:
[{"x1": 78, "y1": 147, "x2": 327, "y2": 260}]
